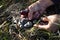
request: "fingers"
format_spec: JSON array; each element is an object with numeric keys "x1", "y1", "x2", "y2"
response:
[
  {"x1": 28, "y1": 11, "x2": 33, "y2": 20},
  {"x1": 41, "y1": 17, "x2": 49, "y2": 22},
  {"x1": 33, "y1": 16, "x2": 49, "y2": 29},
  {"x1": 34, "y1": 24, "x2": 49, "y2": 30},
  {"x1": 34, "y1": 24, "x2": 38, "y2": 27},
  {"x1": 28, "y1": 1, "x2": 40, "y2": 20},
  {"x1": 33, "y1": 24, "x2": 43, "y2": 28}
]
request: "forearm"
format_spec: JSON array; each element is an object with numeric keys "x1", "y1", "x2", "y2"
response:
[
  {"x1": 38, "y1": 0, "x2": 54, "y2": 7},
  {"x1": 39, "y1": 0, "x2": 60, "y2": 4},
  {"x1": 31, "y1": 0, "x2": 54, "y2": 8},
  {"x1": 34, "y1": 0, "x2": 54, "y2": 14}
]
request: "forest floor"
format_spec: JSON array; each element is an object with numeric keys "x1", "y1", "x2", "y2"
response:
[{"x1": 0, "y1": 0, "x2": 60, "y2": 40}]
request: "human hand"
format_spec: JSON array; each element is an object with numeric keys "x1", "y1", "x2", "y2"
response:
[
  {"x1": 28, "y1": 0, "x2": 53, "y2": 20},
  {"x1": 34, "y1": 15, "x2": 58, "y2": 32}
]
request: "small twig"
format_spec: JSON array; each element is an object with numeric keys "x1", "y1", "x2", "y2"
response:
[{"x1": 0, "y1": 21, "x2": 7, "y2": 28}]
